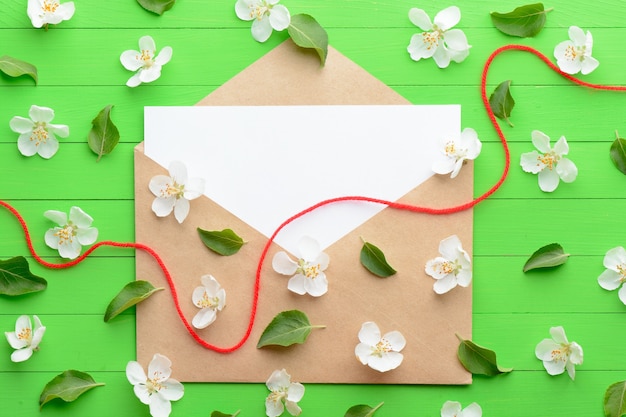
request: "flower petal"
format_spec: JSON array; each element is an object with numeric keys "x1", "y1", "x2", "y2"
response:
[
  {"x1": 407, "y1": 33, "x2": 437, "y2": 61},
  {"x1": 531, "y1": 130, "x2": 552, "y2": 153},
  {"x1": 251, "y1": 16, "x2": 273, "y2": 42},
  {"x1": 139, "y1": 65, "x2": 163, "y2": 84},
  {"x1": 47, "y1": 123, "x2": 70, "y2": 138},
  {"x1": 542, "y1": 357, "x2": 566, "y2": 375},
  {"x1": 444, "y1": 29, "x2": 469, "y2": 52},
  {"x1": 272, "y1": 251, "x2": 298, "y2": 275},
  {"x1": 556, "y1": 157, "x2": 577, "y2": 183},
  {"x1": 148, "y1": 354, "x2": 173, "y2": 381},
  {"x1": 126, "y1": 72, "x2": 143, "y2": 88},
  {"x1": 604, "y1": 246, "x2": 626, "y2": 270},
  {"x1": 287, "y1": 382, "x2": 305, "y2": 402},
  {"x1": 565, "y1": 360, "x2": 576, "y2": 380},
  {"x1": 520, "y1": 151, "x2": 544, "y2": 174},
  {"x1": 439, "y1": 235, "x2": 463, "y2": 260},
  {"x1": 57, "y1": 237, "x2": 82, "y2": 259},
  {"x1": 434, "y1": 6, "x2": 461, "y2": 31},
  {"x1": 358, "y1": 322, "x2": 381, "y2": 346},
  {"x1": 148, "y1": 392, "x2": 172, "y2": 417},
  {"x1": 549, "y1": 326, "x2": 568, "y2": 344},
  {"x1": 173, "y1": 198, "x2": 190, "y2": 223},
  {"x1": 287, "y1": 274, "x2": 307, "y2": 295},
  {"x1": 183, "y1": 178, "x2": 205, "y2": 200},
  {"x1": 168, "y1": 161, "x2": 188, "y2": 184},
  {"x1": 17, "y1": 134, "x2": 38, "y2": 157},
  {"x1": 266, "y1": 369, "x2": 290, "y2": 391},
  {"x1": 285, "y1": 400, "x2": 302, "y2": 416},
  {"x1": 155, "y1": 46, "x2": 173, "y2": 66},
  {"x1": 30, "y1": 325, "x2": 46, "y2": 350},
  {"x1": 297, "y1": 236, "x2": 321, "y2": 263},
  {"x1": 55, "y1": 2, "x2": 76, "y2": 21},
  {"x1": 456, "y1": 269, "x2": 472, "y2": 287},
  {"x1": 569, "y1": 342, "x2": 583, "y2": 365},
  {"x1": 126, "y1": 361, "x2": 147, "y2": 385},
  {"x1": 152, "y1": 196, "x2": 175, "y2": 217},
  {"x1": 553, "y1": 136, "x2": 569, "y2": 156},
  {"x1": 441, "y1": 401, "x2": 462, "y2": 417},
  {"x1": 266, "y1": 396, "x2": 285, "y2": 417},
  {"x1": 432, "y1": 156, "x2": 456, "y2": 175},
  {"x1": 598, "y1": 269, "x2": 622, "y2": 291},
  {"x1": 463, "y1": 402, "x2": 483, "y2": 417},
  {"x1": 432, "y1": 44, "x2": 452, "y2": 68},
  {"x1": 383, "y1": 330, "x2": 406, "y2": 351},
  {"x1": 37, "y1": 136, "x2": 59, "y2": 159},
  {"x1": 581, "y1": 56, "x2": 599, "y2": 75},
  {"x1": 568, "y1": 26, "x2": 587, "y2": 46},
  {"x1": 192, "y1": 308, "x2": 217, "y2": 329},
  {"x1": 45, "y1": 209, "x2": 68, "y2": 225},
  {"x1": 69, "y1": 206, "x2": 94, "y2": 228},
  {"x1": 138, "y1": 36, "x2": 156, "y2": 53},
  {"x1": 269, "y1": 4, "x2": 290, "y2": 31},
  {"x1": 134, "y1": 384, "x2": 151, "y2": 405},
  {"x1": 29, "y1": 105, "x2": 55, "y2": 123},
  {"x1": 367, "y1": 351, "x2": 403, "y2": 372},
  {"x1": 76, "y1": 227, "x2": 98, "y2": 246},
  {"x1": 538, "y1": 168, "x2": 560, "y2": 192},
  {"x1": 303, "y1": 272, "x2": 328, "y2": 297},
  {"x1": 200, "y1": 275, "x2": 221, "y2": 294},
  {"x1": 120, "y1": 50, "x2": 144, "y2": 71},
  {"x1": 425, "y1": 258, "x2": 449, "y2": 279},
  {"x1": 9, "y1": 116, "x2": 34, "y2": 134},
  {"x1": 235, "y1": 0, "x2": 254, "y2": 21},
  {"x1": 433, "y1": 273, "x2": 457, "y2": 294},
  {"x1": 618, "y1": 285, "x2": 626, "y2": 305},
  {"x1": 408, "y1": 8, "x2": 432, "y2": 31},
  {"x1": 160, "y1": 378, "x2": 184, "y2": 401},
  {"x1": 6, "y1": 331, "x2": 27, "y2": 350},
  {"x1": 355, "y1": 343, "x2": 372, "y2": 365},
  {"x1": 11, "y1": 347, "x2": 33, "y2": 362},
  {"x1": 44, "y1": 229, "x2": 60, "y2": 250}
]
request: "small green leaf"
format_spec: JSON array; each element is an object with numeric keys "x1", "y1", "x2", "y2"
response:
[
  {"x1": 604, "y1": 380, "x2": 626, "y2": 417},
  {"x1": 211, "y1": 411, "x2": 240, "y2": 417},
  {"x1": 39, "y1": 370, "x2": 105, "y2": 409},
  {"x1": 0, "y1": 256, "x2": 47, "y2": 296},
  {"x1": 88, "y1": 105, "x2": 120, "y2": 162},
  {"x1": 489, "y1": 80, "x2": 515, "y2": 127},
  {"x1": 610, "y1": 130, "x2": 626, "y2": 175},
  {"x1": 523, "y1": 243, "x2": 570, "y2": 272},
  {"x1": 490, "y1": 3, "x2": 552, "y2": 38},
  {"x1": 257, "y1": 310, "x2": 324, "y2": 348},
  {"x1": 287, "y1": 14, "x2": 328, "y2": 66},
  {"x1": 360, "y1": 239, "x2": 396, "y2": 278},
  {"x1": 104, "y1": 280, "x2": 163, "y2": 322},
  {"x1": 345, "y1": 402, "x2": 384, "y2": 417},
  {"x1": 197, "y1": 228, "x2": 245, "y2": 256},
  {"x1": 136, "y1": 0, "x2": 175, "y2": 15},
  {"x1": 0, "y1": 55, "x2": 38, "y2": 84},
  {"x1": 456, "y1": 335, "x2": 513, "y2": 376}
]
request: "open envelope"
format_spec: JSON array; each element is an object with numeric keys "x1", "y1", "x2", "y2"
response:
[{"x1": 134, "y1": 40, "x2": 473, "y2": 384}]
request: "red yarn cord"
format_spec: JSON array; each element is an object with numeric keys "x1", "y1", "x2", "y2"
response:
[{"x1": 2, "y1": 45, "x2": 625, "y2": 353}]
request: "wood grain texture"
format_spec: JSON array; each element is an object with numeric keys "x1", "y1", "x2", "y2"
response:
[{"x1": 2, "y1": 0, "x2": 626, "y2": 415}]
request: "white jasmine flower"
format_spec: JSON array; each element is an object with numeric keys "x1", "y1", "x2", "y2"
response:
[
  {"x1": 432, "y1": 127, "x2": 482, "y2": 178},
  {"x1": 535, "y1": 326, "x2": 583, "y2": 380},
  {"x1": 520, "y1": 130, "x2": 578, "y2": 192},
  {"x1": 5, "y1": 315, "x2": 46, "y2": 363},
  {"x1": 441, "y1": 401, "x2": 482, "y2": 417},
  {"x1": 597, "y1": 246, "x2": 626, "y2": 304},
  {"x1": 27, "y1": 0, "x2": 75, "y2": 29},
  {"x1": 9, "y1": 105, "x2": 69, "y2": 159},
  {"x1": 425, "y1": 235, "x2": 472, "y2": 294},
  {"x1": 235, "y1": 0, "x2": 290, "y2": 43},
  {"x1": 126, "y1": 354, "x2": 184, "y2": 417},
  {"x1": 355, "y1": 321, "x2": 406, "y2": 372},
  {"x1": 120, "y1": 35, "x2": 172, "y2": 87},
  {"x1": 191, "y1": 275, "x2": 226, "y2": 329},
  {"x1": 44, "y1": 206, "x2": 98, "y2": 260},
  {"x1": 149, "y1": 161, "x2": 205, "y2": 224},
  {"x1": 272, "y1": 236, "x2": 330, "y2": 297},
  {"x1": 407, "y1": 6, "x2": 470, "y2": 68},
  {"x1": 554, "y1": 26, "x2": 599, "y2": 75},
  {"x1": 265, "y1": 369, "x2": 304, "y2": 417}
]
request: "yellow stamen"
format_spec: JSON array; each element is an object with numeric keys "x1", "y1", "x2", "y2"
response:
[
  {"x1": 421, "y1": 30, "x2": 441, "y2": 50},
  {"x1": 160, "y1": 181, "x2": 184, "y2": 199},
  {"x1": 42, "y1": 0, "x2": 59, "y2": 13},
  {"x1": 371, "y1": 338, "x2": 392, "y2": 357},
  {"x1": 537, "y1": 151, "x2": 559, "y2": 170},
  {"x1": 30, "y1": 123, "x2": 49, "y2": 146},
  {"x1": 249, "y1": 1, "x2": 270, "y2": 20},
  {"x1": 54, "y1": 225, "x2": 75, "y2": 246},
  {"x1": 17, "y1": 327, "x2": 32, "y2": 342},
  {"x1": 146, "y1": 370, "x2": 164, "y2": 395},
  {"x1": 196, "y1": 291, "x2": 220, "y2": 309}
]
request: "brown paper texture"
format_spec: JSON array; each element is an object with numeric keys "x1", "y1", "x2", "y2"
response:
[{"x1": 135, "y1": 40, "x2": 472, "y2": 384}]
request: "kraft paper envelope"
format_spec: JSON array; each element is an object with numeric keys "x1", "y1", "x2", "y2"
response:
[{"x1": 134, "y1": 40, "x2": 473, "y2": 384}]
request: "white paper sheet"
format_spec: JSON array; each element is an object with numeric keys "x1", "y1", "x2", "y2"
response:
[{"x1": 144, "y1": 105, "x2": 460, "y2": 254}]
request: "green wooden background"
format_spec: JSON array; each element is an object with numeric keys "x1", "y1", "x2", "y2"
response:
[{"x1": 2, "y1": 0, "x2": 626, "y2": 415}]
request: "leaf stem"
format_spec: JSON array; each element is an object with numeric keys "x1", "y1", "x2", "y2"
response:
[
  {"x1": 372, "y1": 402, "x2": 384, "y2": 413},
  {"x1": 544, "y1": 7, "x2": 554, "y2": 13},
  {"x1": 311, "y1": 324, "x2": 327, "y2": 330}
]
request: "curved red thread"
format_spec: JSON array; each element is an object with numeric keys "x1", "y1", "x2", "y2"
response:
[{"x1": 2, "y1": 45, "x2": 625, "y2": 353}]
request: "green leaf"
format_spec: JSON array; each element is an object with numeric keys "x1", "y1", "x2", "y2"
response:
[
  {"x1": 489, "y1": 80, "x2": 515, "y2": 127},
  {"x1": 287, "y1": 14, "x2": 329, "y2": 66},
  {"x1": 360, "y1": 239, "x2": 396, "y2": 278},
  {"x1": 490, "y1": 3, "x2": 552, "y2": 37},
  {"x1": 0, "y1": 256, "x2": 47, "y2": 296},
  {"x1": 88, "y1": 105, "x2": 120, "y2": 162},
  {"x1": 197, "y1": 228, "x2": 245, "y2": 256},
  {"x1": 345, "y1": 402, "x2": 384, "y2": 417},
  {"x1": 257, "y1": 310, "x2": 324, "y2": 348},
  {"x1": 604, "y1": 380, "x2": 626, "y2": 417},
  {"x1": 136, "y1": 0, "x2": 175, "y2": 15},
  {"x1": 104, "y1": 280, "x2": 163, "y2": 322},
  {"x1": 456, "y1": 335, "x2": 513, "y2": 376},
  {"x1": 0, "y1": 55, "x2": 38, "y2": 84},
  {"x1": 211, "y1": 411, "x2": 240, "y2": 417},
  {"x1": 610, "y1": 131, "x2": 626, "y2": 175},
  {"x1": 39, "y1": 370, "x2": 105, "y2": 409},
  {"x1": 522, "y1": 243, "x2": 570, "y2": 272}
]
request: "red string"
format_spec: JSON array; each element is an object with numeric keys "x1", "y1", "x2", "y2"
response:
[{"x1": 2, "y1": 45, "x2": 625, "y2": 353}]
